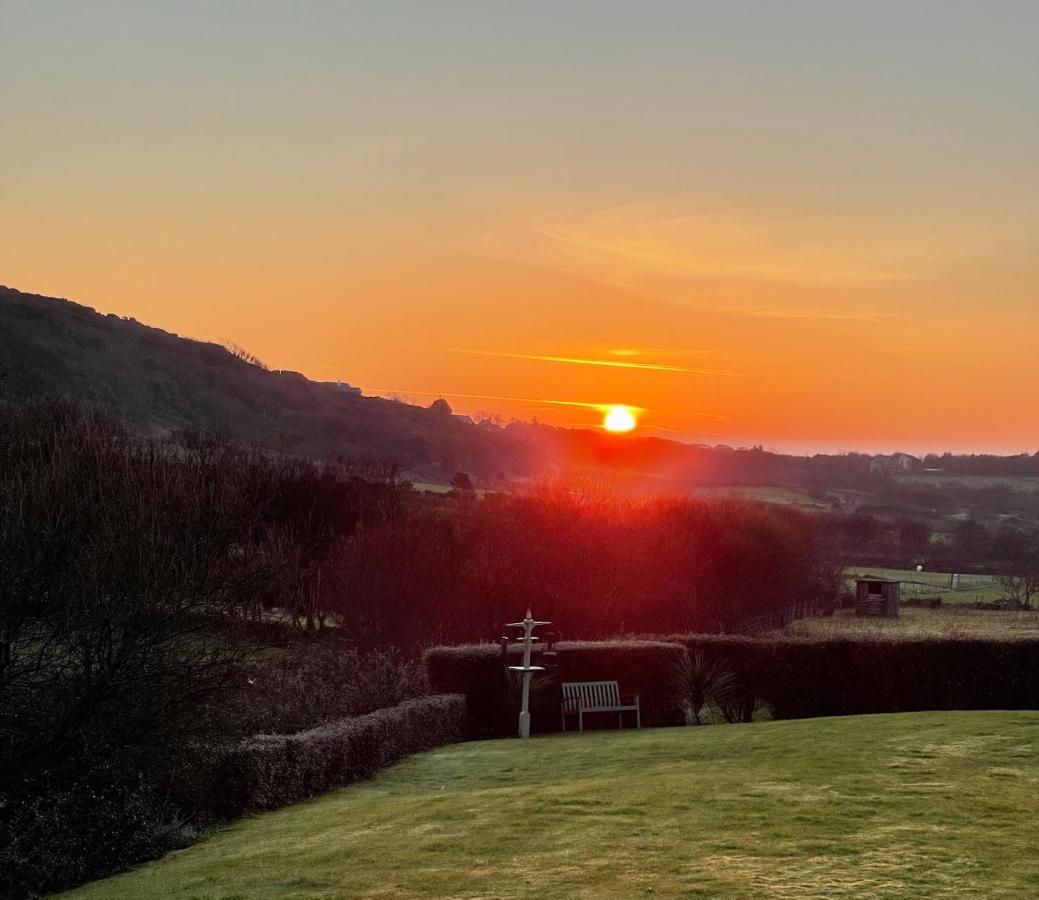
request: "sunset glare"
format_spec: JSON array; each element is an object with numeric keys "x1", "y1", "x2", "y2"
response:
[{"x1": 603, "y1": 406, "x2": 638, "y2": 434}]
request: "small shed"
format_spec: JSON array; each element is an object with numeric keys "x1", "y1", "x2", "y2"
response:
[{"x1": 854, "y1": 577, "x2": 901, "y2": 617}]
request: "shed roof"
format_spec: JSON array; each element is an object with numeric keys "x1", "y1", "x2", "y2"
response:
[{"x1": 854, "y1": 576, "x2": 901, "y2": 584}]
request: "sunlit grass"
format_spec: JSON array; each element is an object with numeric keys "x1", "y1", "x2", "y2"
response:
[{"x1": 68, "y1": 712, "x2": 1039, "y2": 898}]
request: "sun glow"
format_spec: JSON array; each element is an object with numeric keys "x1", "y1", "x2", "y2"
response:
[{"x1": 603, "y1": 405, "x2": 638, "y2": 433}]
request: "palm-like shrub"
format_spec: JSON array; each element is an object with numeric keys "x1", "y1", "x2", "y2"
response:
[{"x1": 674, "y1": 651, "x2": 736, "y2": 725}]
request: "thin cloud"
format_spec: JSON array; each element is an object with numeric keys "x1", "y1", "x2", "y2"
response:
[
  {"x1": 449, "y1": 348, "x2": 740, "y2": 377},
  {"x1": 721, "y1": 305, "x2": 903, "y2": 323}
]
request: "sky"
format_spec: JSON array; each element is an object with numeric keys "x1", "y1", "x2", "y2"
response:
[{"x1": 2, "y1": 1, "x2": 1037, "y2": 454}]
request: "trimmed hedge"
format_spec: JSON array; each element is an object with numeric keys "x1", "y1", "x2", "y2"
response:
[
  {"x1": 427, "y1": 635, "x2": 1039, "y2": 736},
  {"x1": 424, "y1": 640, "x2": 686, "y2": 737},
  {"x1": 211, "y1": 693, "x2": 466, "y2": 817},
  {"x1": 673, "y1": 635, "x2": 1039, "y2": 720}
]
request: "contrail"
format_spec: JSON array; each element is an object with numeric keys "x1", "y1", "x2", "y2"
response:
[{"x1": 448, "y1": 349, "x2": 739, "y2": 377}]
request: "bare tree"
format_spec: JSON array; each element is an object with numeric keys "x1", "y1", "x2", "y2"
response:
[
  {"x1": 222, "y1": 339, "x2": 269, "y2": 370},
  {"x1": 998, "y1": 569, "x2": 1039, "y2": 609}
]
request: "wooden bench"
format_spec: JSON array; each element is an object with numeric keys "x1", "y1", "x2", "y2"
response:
[{"x1": 561, "y1": 680, "x2": 640, "y2": 731}]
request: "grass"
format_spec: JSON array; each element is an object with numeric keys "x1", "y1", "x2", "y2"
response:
[
  {"x1": 68, "y1": 712, "x2": 1039, "y2": 898},
  {"x1": 693, "y1": 485, "x2": 828, "y2": 508},
  {"x1": 782, "y1": 606, "x2": 1039, "y2": 639},
  {"x1": 845, "y1": 566, "x2": 1004, "y2": 605}
]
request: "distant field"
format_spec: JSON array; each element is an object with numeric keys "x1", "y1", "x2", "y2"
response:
[
  {"x1": 897, "y1": 473, "x2": 1039, "y2": 492},
  {"x1": 694, "y1": 485, "x2": 828, "y2": 508},
  {"x1": 67, "y1": 712, "x2": 1039, "y2": 899},
  {"x1": 845, "y1": 566, "x2": 1004, "y2": 605},
  {"x1": 783, "y1": 606, "x2": 1039, "y2": 640}
]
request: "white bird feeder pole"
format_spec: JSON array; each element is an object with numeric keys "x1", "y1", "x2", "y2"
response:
[{"x1": 505, "y1": 609, "x2": 550, "y2": 738}]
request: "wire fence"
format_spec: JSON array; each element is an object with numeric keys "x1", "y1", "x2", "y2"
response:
[{"x1": 735, "y1": 600, "x2": 825, "y2": 636}]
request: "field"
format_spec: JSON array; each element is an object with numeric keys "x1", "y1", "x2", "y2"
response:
[
  {"x1": 782, "y1": 606, "x2": 1039, "y2": 639},
  {"x1": 845, "y1": 566, "x2": 1004, "y2": 605},
  {"x1": 69, "y1": 712, "x2": 1039, "y2": 899},
  {"x1": 896, "y1": 473, "x2": 1039, "y2": 491},
  {"x1": 693, "y1": 485, "x2": 828, "y2": 508}
]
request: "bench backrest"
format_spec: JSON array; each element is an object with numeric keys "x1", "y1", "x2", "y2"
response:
[{"x1": 562, "y1": 680, "x2": 621, "y2": 709}]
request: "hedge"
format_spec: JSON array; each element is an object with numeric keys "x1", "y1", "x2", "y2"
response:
[
  {"x1": 211, "y1": 693, "x2": 466, "y2": 817},
  {"x1": 424, "y1": 640, "x2": 687, "y2": 737},
  {"x1": 427, "y1": 635, "x2": 1039, "y2": 736},
  {"x1": 672, "y1": 635, "x2": 1039, "y2": 720}
]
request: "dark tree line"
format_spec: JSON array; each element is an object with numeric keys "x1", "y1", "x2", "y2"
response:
[
  {"x1": 340, "y1": 483, "x2": 842, "y2": 648},
  {"x1": 835, "y1": 508, "x2": 1039, "y2": 583}
]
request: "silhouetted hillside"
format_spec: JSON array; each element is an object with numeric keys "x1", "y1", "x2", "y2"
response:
[{"x1": 0, "y1": 286, "x2": 534, "y2": 479}]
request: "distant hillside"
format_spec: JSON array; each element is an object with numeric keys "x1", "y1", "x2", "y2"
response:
[{"x1": 0, "y1": 286, "x2": 534, "y2": 480}]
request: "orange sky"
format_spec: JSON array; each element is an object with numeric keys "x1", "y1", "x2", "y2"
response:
[{"x1": 2, "y1": 3, "x2": 1037, "y2": 454}]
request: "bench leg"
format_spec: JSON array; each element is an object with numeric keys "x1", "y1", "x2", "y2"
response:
[
  {"x1": 618, "y1": 712, "x2": 623, "y2": 729},
  {"x1": 578, "y1": 710, "x2": 583, "y2": 732},
  {"x1": 636, "y1": 704, "x2": 641, "y2": 729},
  {"x1": 561, "y1": 710, "x2": 566, "y2": 732}
]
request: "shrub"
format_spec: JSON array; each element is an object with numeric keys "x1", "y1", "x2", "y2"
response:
[
  {"x1": 210, "y1": 694, "x2": 466, "y2": 817},
  {"x1": 424, "y1": 640, "x2": 686, "y2": 737},
  {"x1": 0, "y1": 763, "x2": 188, "y2": 898},
  {"x1": 674, "y1": 651, "x2": 737, "y2": 724},
  {"x1": 231, "y1": 641, "x2": 427, "y2": 736}
]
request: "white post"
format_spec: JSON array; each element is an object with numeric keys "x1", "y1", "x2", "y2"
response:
[
  {"x1": 505, "y1": 608, "x2": 549, "y2": 739},
  {"x1": 518, "y1": 610, "x2": 534, "y2": 737}
]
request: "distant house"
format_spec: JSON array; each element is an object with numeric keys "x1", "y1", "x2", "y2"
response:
[
  {"x1": 324, "y1": 380, "x2": 362, "y2": 396},
  {"x1": 869, "y1": 452, "x2": 919, "y2": 474}
]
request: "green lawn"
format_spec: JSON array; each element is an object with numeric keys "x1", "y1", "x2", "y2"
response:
[{"x1": 69, "y1": 712, "x2": 1039, "y2": 898}]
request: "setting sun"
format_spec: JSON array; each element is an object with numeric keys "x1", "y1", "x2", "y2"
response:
[{"x1": 603, "y1": 405, "x2": 638, "y2": 433}]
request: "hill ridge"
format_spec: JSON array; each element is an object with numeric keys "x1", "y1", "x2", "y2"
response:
[{"x1": 0, "y1": 285, "x2": 532, "y2": 479}]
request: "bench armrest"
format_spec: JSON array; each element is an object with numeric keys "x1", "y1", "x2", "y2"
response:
[{"x1": 621, "y1": 693, "x2": 640, "y2": 704}]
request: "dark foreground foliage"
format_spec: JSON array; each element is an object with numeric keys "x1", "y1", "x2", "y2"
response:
[
  {"x1": 230, "y1": 641, "x2": 427, "y2": 736},
  {"x1": 0, "y1": 402, "x2": 415, "y2": 896}
]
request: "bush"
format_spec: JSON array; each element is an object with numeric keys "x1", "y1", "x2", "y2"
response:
[
  {"x1": 0, "y1": 763, "x2": 188, "y2": 898},
  {"x1": 424, "y1": 640, "x2": 686, "y2": 737},
  {"x1": 674, "y1": 651, "x2": 738, "y2": 724},
  {"x1": 210, "y1": 694, "x2": 466, "y2": 817},
  {"x1": 231, "y1": 641, "x2": 427, "y2": 736}
]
